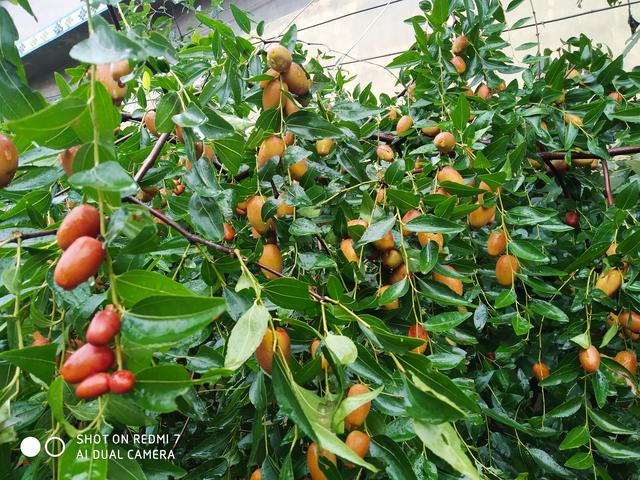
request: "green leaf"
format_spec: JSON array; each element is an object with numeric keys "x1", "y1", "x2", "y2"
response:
[
  {"x1": 134, "y1": 364, "x2": 191, "y2": 413},
  {"x1": 331, "y1": 386, "x2": 382, "y2": 430},
  {"x1": 285, "y1": 111, "x2": 343, "y2": 139},
  {"x1": 529, "y1": 300, "x2": 569, "y2": 323},
  {"x1": 155, "y1": 93, "x2": 181, "y2": 133},
  {"x1": 494, "y1": 289, "x2": 517, "y2": 309},
  {"x1": 559, "y1": 425, "x2": 590, "y2": 450},
  {"x1": 114, "y1": 270, "x2": 194, "y2": 307},
  {"x1": 0, "y1": 344, "x2": 57, "y2": 384},
  {"x1": 331, "y1": 102, "x2": 384, "y2": 121},
  {"x1": 224, "y1": 303, "x2": 270, "y2": 371},
  {"x1": 188, "y1": 194, "x2": 224, "y2": 241},
  {"x1": 379, "y1": 278, "x2": 409, "y2": 304},
  {"x1": 452, "y1": 94, "x2": 470, "y2": 132},
  {"x1": 70, "y1": 161, "x2": 137, "y2": 195},
  {"x1": 70, "y1": 16, "x2": 146, "y2": 64},
  {"x1": 289, "y1": 218, "x2": 322, "y2": 236},
  {"x1": 414, "y1": 421, "x2": 480, "y2": 480},
  {"x1": 404, "y1": 214, "x2": 466, "y2": 234},
  {"x1": 588, "y1": 409, "x2": 635, "y2": 434},
  {"x1": 429, "y1": 0, "x2": 451, "y2": 27},
  {"x1": 357, "y1": 216, "x2": 395, "y2": 246},
  {"x1": 609, "y1": 106, "x2": 640, "y2": 123},
  {"x1": 324, "y1": 334, "x2": 357, "y2": 365},
  {"x1": 424, "y1": 311, "x2": 471, "y2": 332},
  {"x1": 0, "y1": 59, "x2": 46, "y2": 121},
  {"x1": 122, "y1": 296, "x2": 226, "y2": 346},
  {"x1": 213, "y1": 134, "x2": 246, "y2": 174},
  {"x1": 59, "y1": 436, "x2": 108, "y2": 480},
  {"x1": 417, "y1": 278, "x2": 472, "y2": 307},
  {"x1": 564, "y1": 451, "x2": 593, "y2": 470},
  {"x1": 529, "y1": 448, "x2": 573, "y2": 477},
  {"x1": 263, "y1": 278, "x2": 315, "y2": 310},
  {"x1": 230, "y1": 4, "x2": 251, "y2": 33},
  {"x1": 172, "y1": 104, "x2": 207, "y2": 128},
  {"x1": 592, "y1": 437, "x2": 640, "y2": 461},
  {"x1": 509, "y1": 239, "x2": 548, "y2": 263},
  {"x1": 368, "y1": 436, "x2": 418, "y2": 480}
]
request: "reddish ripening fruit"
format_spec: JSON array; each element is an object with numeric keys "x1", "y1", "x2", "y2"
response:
[
  {"x1": 58, "y1": 145, "x2": 80, "y2": 177},
  {"x1": 316, "y1": 138, "x2": 336, "y2": 157},
  {"x1": 109, "y1": 370, "x2": 136, "y2": 394},
  {"x1": 401, "y1": 209, "x2": 421, "y2": 236},
  {"x1": 247, "y1": 196, "x2": 272, "y2": 236},
  {"x1": 564, "y1": 210, "x2": 580, "y2": 228},
  {"x1": 434, "y1": 132, "x2": 456, "y2": 154},
  {"x1": 373, "y1": 231, "x2": 394, "y2": 251},
  {"x1": 340, "y1": 238, "x2": 359, "y2": 263},
  {"x1": 433, "y1": 265, "x2": 463, "y2": 296},
  {"x1": 259, "y1": 244, "x2": 282, "y2": 280},
  {"x1": 255, "y1": 327, "x2": 291, "y2": 374},
  {"x1": 450, "y1": 56, "x2": 466, "y2": 74},
  {"x1": 54, "y1": 237, "x2": 106, "y2": 290},
  {"x1": 56, "y1": 204, "x2": 101, "y2": 250},
  {"x1": 619, "y1": 310, "x2": 640, "y2": 333},
  {"x1": 289, "y1": 158, "x2": 308, "y2": 180},
  {"x1": 60, "y1": 343, "x2": 115, "y2": 383},
  {"x1": 579, "y1": 345, "x2": 600, "y2": 373},
  {"x1": 487, "y1": 231, "x2": 507, "y2": 256},
  {"x1": 75, "y1": 372, "x2": 111, "y2": 400},
  {"x1": 257, "y1": 135, "x2": 285, "y2": 168},
  {"x1": 421, "y1": 124, "x2": 440, "y2": 137},
  {"x1": 311, "y1": 339, "x2": 328, "y2": 370},
  {"x1": 408, "y1": 324, "x2": 429, "y2": 354},
  {"x1": 345, "y1": 430, "x2": 370, "y2": 468},
  {"x1": 223, "y1": 223, "x2": 235, "y2": 242},
  {"x1": 307, "y1": 442, "x2": 337, "y2": 480},
  {"x1": 345, "y1": 384, "x2": 371, "y2": 428},
  {"x1": 418, "y1": 232, "x2": 444, "y2": 251},
  {"x1": 595, "y1": 269, "x2": 623, "y2": 297},
  {"x1": 564, "y1": 113, "x2": 583, "y2": 127},
  {"x1": 495, "y1": 255, "x2": 520, "y2": 287},
  {"x1": 475, "y1": 83, "x2": 491, "y2": 100},
  {"x1": 615, "y1": 351, "x2": 637, "y2": 375},
  {"x1": 486, "y1": 351, "x2": 496, "y2": 361},
  {"x1": 144, "y1": 110, "x2": 158, "y2": 136},
  {"x1": 390, "y1": 264, "x2": 409, "y2": 284},
  {"x1": 0, "y1": 134, "x2": 19, "y2": 188},
  {"x1": 382, "y1": 249, "x2": 403, "y2": 269},
  {"x1": 347, "y1": 219, "x2": 368, "y2": 230},
  {"x1": 282, "y1": 62, "x2": 310, "y2": 96},
  {"x1": 436, "y1": 165, "x2": 463, "y2": 185},
  {"x1": 608, "y1": 91, "x2": 623, "y2": 102},
  {"x1": 86, "y1": 307, "x2": 121, "y2": 346},
  {"x1": 396, "y1": 115, "x2": 413, "y2": 135},
  {"x1": 250, "y1": 468, "x2": 262, "y2": 480},
  {"x1": 31, "y1": 330, "x2": 49, "y2": 346},
  {"x1": 93, "y1": 60, "x2": 131, "y2": 103},
  {"x1": 532, "y1": 362, "x2": 550, "y2": 382},
  {"x1": 376, "y1": 144, "x2": 395, "y2": 162},
  {"x1": 378, "y1": 285, "x2": 399, "y2": 310},
  {"x1": 451, "y1": 35, "x2": 469, "y2": 54}
]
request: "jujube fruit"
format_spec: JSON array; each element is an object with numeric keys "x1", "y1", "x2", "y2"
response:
[
  {"x1": 340, "y1": 238, "x2": 359, "y2": 263},
  {"x1": 382, "y1": 250, "x2": 403, "y2": 269},
  {"x1": 109, "y1": 369, "x2": 136, "y2": 394},
  {"x1": 614, "y1": 351, "x2": 637, "y2": 375},
  {"x1": 257, "y1": 135, "x2": 285, "y2": 168},
  {"x1": 434, "y1": 132, "x2": 456, "y2": 153},
  {"x1": 255, "y1": 327, "x2": 290, "y2": 374},
  {"x1": 408, "y1": 324, "x2": 428, "y2": 354},
  {"x1": 276, "y1": 197, "x2": 295, "y2": 217},
  {"x1": 288, "y1": 159, "x2": 308, "y2": 180},
  {"x1": 451, "y1": 35, "x2": 469, "y2": 54},
  {"x1": 282, "y1": 62, "x2": 310, "y2": 95},
  {"x1": 564, "y1": 210, "x2": 580, "y2": 228},
  {"x1": 451, "y1": 56, "x2": 466, "y2": 74},
  {"x1": 316, "y1": 138, "x2": 335, "y2": 156},
  {"x1": 311, "y1": 339, "x2": 328, "y2": 370},
  {"x1": 433, "y1": 265, "x2": 463, "y2": 295},
  {"x1": 266, "y1": 45, "x2": 292, "y2": 73},
  {"x1": 345, "y1": 430, "x2": 370, "y2": 468},
  {"x1": 347, "y1": 219, "x2": 368, "y2": 230},
  {"x1": 262, "y1": 78, "x2": 288, "y2": 110},
  {"x1": 595, "y1": 269, "x2": 622, "y2": 297},
  {"x1": 259, "y1": 69, "x2": 279, "y2": 88},
  {"x1": 345, "y1": 383, "x2": 371, "y2": 428},
  {"x1": 0, "y1": 134, "x2": 19, "y2": 188},
  {"x1": 487, "y1": 231, "x2": 507, "y2": 256},
  {"x1": 60, "y1": 343, "x2": 115, "y2": 383},
  {"x1": 376, "y1": 144, "x2": 394, "y2": 162},
  {"x1": 54, "y1": 237, "x2": 106, "y2": 290},
  {"x1": 259, "y1": 244, "x2": 282, "y2": 280},
  {"x1": 306, "y1": 442, "x2": 337, "y2": 480},
  {"x1": 223, "y1": 223, "x2": 235, "y2": 242},
  {"x1": 421, "y1": 125, "x2": 440, "y2": 137},
  {"x1": 144, "y1": 110, "x2": 158, "y2": 136},
  {"x1": 396, "y1": 115, "x2": 413, "y2": 135},
  {"x1": 418, "y1": 232, "x2": 444, "y2": 251},
  {"x1": 579, "y1": 345, "x2": 600, "y2": 373},
  {"x1": 86, "y1": 307, "x2": 121, "y2": 346},
  {"x1": 31, "y1": 330, "x2": 49, "y2": 346},
  {"x1": 608, "y1": 91, "x2": 623, "y2": 102},
  {"x1": 495, "y1": 255, "x2": 519, "y2": 287},
  {"x1": 93, "y1": 60, "x2": 131, "y2": 104},
  {"x1": 58, "y1": 145, "x2": 80, "y2": 177},
  {"x1": 532, "y1": 362, "x2": 550, "y2": 381},
  {"x1": 401, "y1": 209, "x2": 421, "y2": 235},
  {"x1": 247, "y1": 196, "x2": 272, "y2": 236},
  {"x1": 373, "y1": 231, "x2": 394, "y2": 251},
  {"x1": 250, "y1": 468, "x2": 262, "y2": 480},
  {"x1": 468, "y1": 204, "x2": 496, "y2": 229},
  {"x1": 475, "y1": 83, "x2": 491, "y2": 100},
  {"x1": 378, "y1": 285, "x2": 399, "y2": 309},
  {"x1": 436, "y1": 165, "x2": 462, "y2": 184},
  {"x1": 619, "y1": 310, "x2": 640, "y2": 332},
  {"x1": 390, "y1": 264, "x2": 409, "y2": 284},
  {"x1": 563, "y1": 113, "x2": 583, "y2": 127},
  {"x1": 56, "y1": 204, "x2": 101, "y2": 250},
  {"x1": 75, "y1": 372, "x2": 111, "y2": 400}
]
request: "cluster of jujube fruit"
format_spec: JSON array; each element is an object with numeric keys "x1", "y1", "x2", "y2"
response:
[{"x1": 60, "y1": 305, "x2": 135, "y2": 399}]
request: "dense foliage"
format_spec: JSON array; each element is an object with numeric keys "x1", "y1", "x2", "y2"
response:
[{"x1": 1, "y1": 0, "x2": 640, "y2": 478}]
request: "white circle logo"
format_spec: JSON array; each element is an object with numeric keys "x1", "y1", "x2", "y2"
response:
[
  {"x1": 20, "y1": 437, "x2": 41, "y2": 457},
  {"x1": 44, "y1": 437, "x2": 66, "y2": 458}
]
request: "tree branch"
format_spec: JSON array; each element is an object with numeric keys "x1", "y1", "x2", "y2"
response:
[
  {"x1": 601, "y1": 159, "x2": 615, "y2": 207},
  {"x1": 134, "y1": 133, "x2": 170, "y2": 183},
  {"x1": 542, "y1": 159, "x2": 571, "y2": 200},
  {"x1": 1, "y1": 229, "x2": 57, "y2": 243}
]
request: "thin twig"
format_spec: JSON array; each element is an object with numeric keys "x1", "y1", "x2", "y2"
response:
[
  {"x1": 106, "y1": 6, "x2": 122, "y2": 31},
  {"x1": 134, "y1": 133, "x2": 170, "y2": 183},
  {"x1": 601, "y1": 159, "x2": 615, "y2": 206},
  {"x1": 1, "y1": 229, "x2": 57, "y2": 243}
]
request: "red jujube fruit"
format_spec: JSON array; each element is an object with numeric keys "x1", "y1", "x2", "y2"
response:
[
  {"x1": 86, "y1": 307, "x2": 121, "y2": 346},
  {"x1": 56, "y1": 204, "x2": 101, "y2": 250},
  {"x1": 75, "y1": 372, "x2": 111, "y2": 399},
  {"x1": 60, "y1": 343, "x2": 114, "y2": 383},
  {"x1": 54, "y1": 237, "x2": 105, "y2": 290},
  {"x1": 109, "y1": 370, "x2": 136, "y2": 394}
]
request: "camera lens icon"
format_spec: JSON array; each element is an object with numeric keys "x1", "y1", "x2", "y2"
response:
[{"x1": 20, "y1": 436, "x2": 65, "y2": 458}]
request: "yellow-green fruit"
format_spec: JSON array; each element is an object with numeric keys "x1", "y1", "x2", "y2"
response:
[
  {"x1": 257, "y1": 136, "x2": 285, "y2": 169},
  {"x1": 396, "y1": 115, "x2": 414, "y2": 135},
  {"x1": 0, "y1": 134, "x2": 19, "y2": 188},
  {"x1": 376, "y1": 144, "x2": 394, "y2": 162},
  {"x1": 282, "y1": 62, "x2": 310, "y2": 95},
  {"x1": 267, "y1": 45, "x2": 292, "y2": 73},
  {"x1": 452, "y1": 35, "x2": 469, "y2": 54},
  {"x1": 421, "y1": 125, "x2": 440, "y2": 137},
  {"x1": 316, "y1": 138, "x2": 336, "y2": 157},
  {"x1": 262, "y1": 79, "x2": 288, "y2": 110},
  {"x1": 434, "y1": 132, "x2": 456, "y2": 153}
]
